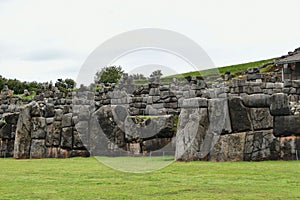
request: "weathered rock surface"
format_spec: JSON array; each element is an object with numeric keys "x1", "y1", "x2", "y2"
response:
[
  {"x1": 46, "y1": 147, "x2": 70, "y2": 158},
  {"x1": 45, "y1": 121, "x2": 61, "y2": 147},
  {"x1": 181, "y1": 97, "x2": 208, "y2": 108},
  {"x1": 0, "y1": 123, "x2": 12, "y2": 139},
  {"x1": 30, "y1": 139, "x2": 46, "y2": 159},
  {"x1": 274, "y1": 115, "x2": 300, "y2": 136},
  {"x1": 176, "y1": 98, "x2": 234, "y2": 161},
  {"x1": 229, "y1": 97, "x2": 251, "y2": 132},
  {"x1": 270, "y1": 93, "x2": 290, "y2": 116},
  {"x1": 279, "y1": 136, "x2": 300, "y2": 160},
  {"x1": 125, "y1": 115, "x2": 174, "y2": 142},
  {"x1": 199, "y1": 99, "x2": 232, "y2": 159},
  {"x1": 0, "y1": 139, "x2": 14, "y2": 157},
  {"x1": 211, "y1": 132, "x2": 246, "y2": 161},
  {"x1": 14, "y1": 102, "x2": 37, "y2": 159},
  {"x1": 44, "y1": 103, "x2": 55, "y2": 117},
  {"x1": 1, "y1": 78, "x2": 300, "y2": 161},
  {"x1": 175, "y1": 107, "x2": 208, "y2": 161},
  {"x1": 88, "y1": 105, "x2": 128, "y2": 155},
  {"x1": 244, "y1": 131, "x2": 279, "y2": 161},
  {"x1": 242, "y1": 94, "x2": 270, "y2": 107},
  {"x1": 62, "y1": 113, "x2": 73, "y2": 127},
  {"x1": 31, "y1": 117, "x2": 46, "y2": 139},
  {"x1": 249, "y1": 108, "x2": 273, "y2": 130},
  {"x1": 61, "y1": 127, "x2": 73, "y2": 149}
]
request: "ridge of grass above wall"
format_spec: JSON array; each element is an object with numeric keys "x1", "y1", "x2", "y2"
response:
[{"x1": 161, "y1": 58, "x2": 275, "y2": 82}]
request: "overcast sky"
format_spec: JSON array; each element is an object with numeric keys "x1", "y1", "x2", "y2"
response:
[{"x1": 0, "y1": 0, "x2": 300, "y2": 83}]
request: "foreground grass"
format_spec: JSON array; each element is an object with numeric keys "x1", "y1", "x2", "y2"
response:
[{"x1": 0, "y1": 157, "x2": 299, "y2": 199}]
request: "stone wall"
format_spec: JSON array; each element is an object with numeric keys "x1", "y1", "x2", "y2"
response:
[
  {"x1": 0, "y1": 75, "x2": 300, "y2": 161},
  {"x1": 175, "y1": 93, "x2": 300, "y2": 161}
]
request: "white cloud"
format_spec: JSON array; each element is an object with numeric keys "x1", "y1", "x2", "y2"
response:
[{"x1": 0, "y1": 0, "x2": 300, "y2": 83}]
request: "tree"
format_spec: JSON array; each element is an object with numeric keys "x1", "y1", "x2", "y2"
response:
[
  {"x1": 55, "y1": 78, "x2": 76, "y2": 93},
  {"x1": 131, "y1": 73, "x2": 147, "y2": 80},
  {"x1": 150, "y1": 70, "x2": 163, "y2": 79},
  {"x1": 65, "y1": 78, "x2": 76, "y2": 89},
  {"x1": 95, "y1": 66, "x2": 124, "y2": 84}
]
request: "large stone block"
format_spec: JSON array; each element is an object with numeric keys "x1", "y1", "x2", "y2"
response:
[
  {"x1": 244, "y1": 131, "x2": 279, "y2": 161},
  {"x1": 54, "y1": 109, "x2": 63, "y2": 121},
  {"x1": 31, "y1": 117, "x2": 46, "y2": 139},
  {"x1": 0, "y1": 139, "x2": 15, "y2": 157},
  {"x1": 61, "y1": 127, "x2": 73, "y2": 149},
  {"x1": 89, "y1": 105, "x2": 128, "y2": 152},
  {"x1": 208, "y1": 98, "x2": 232, "y2": 135},
  {"x1": 270, "y1": 93, "x2": 290, "y2": 116},
  {"x1": 149, "y1": 88, "x2": 160, "y2": 96},
  {"x1": 145, "y1": 105, "x2": 159, "y2": 116},
  {"x1": 210, "y1": 132, "x2": 246, "y2": 161},
  {"x1": 2, "y1": 112, "x2": 19, "y2": 125},
  {"x1": 78, "y1": 105, "x2": 91, "y2": 121},
  {"x1": 242, "y1": 94, "x2": 270, "y2": 107},
  {"x1": 44, "y1": 103, "x2": 55, "y2": 117},
  {"x1": 247, "y1": 73, "x2": 262, "y2": 81},
  {"x1": 181, "y1": 98, "x2": 208, "y2": 108},
  {"x1": 62, "y1": 113, "x2": 73, "y2": 127},
  {"x1": 199, "y1": 99, "x2": 232, "y2": 158},
  {"x1": 74, "y1": 121, "x2": 89, "y2": 147},
  {"x1": 279, "y1": 136, "x2": 300, "y2": 160},
  {"x1": 228, "y1": 97, "x2": 251, "y2": 132},
  {"x1": 14, "y1": 102, "x2": 38, "y2": 159},
  {"x1": 274, "y1": 115, "x2": 300, "y2": 136},
  {"x1": 73, "y1": 129, "x2": 85, "y2": 149},
  {"x1": 45, "y1": 121, "x2": 61, "y2": 147},
  {"x1": 30, "y1": 139, "x2": 46, "y2": 159},
  {"x1": 249, "y1": 108, "x2": 273, "y2": 130},
  {"x1": 0, "y1": 124, "x2": 12, "y2": 139},
  {"x1": 175, "y1": 108, "x2": 208, "y2": 161},
  {"x1": 142, "y1": 138, "x2": 173, "y2": 153},
  {"x1": 125, "y1": 115, "x2": 174, "y2": 142},
  {"x1": 176, "y1": 98, "x2": 235, "y2": 161},
  {"x1": 46, "y1": 147, "x2": 71, "y2": 158}
]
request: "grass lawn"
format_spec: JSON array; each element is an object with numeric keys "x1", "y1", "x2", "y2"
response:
[{"x1": 0, "y1": 157, "x2": 299, "y2": 199}]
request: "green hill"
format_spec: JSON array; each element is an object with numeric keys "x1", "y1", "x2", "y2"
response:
[{"x1": 160, "y1": 58, "x2": 275, "y2": 83}]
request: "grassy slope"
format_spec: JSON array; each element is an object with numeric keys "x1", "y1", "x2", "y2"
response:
[
  {"x1": 0, "y1": 157, "x2": 299, "y2": 199},
  {"x1": 161, "y1": 58, "x2": 274, "y2": 82}
]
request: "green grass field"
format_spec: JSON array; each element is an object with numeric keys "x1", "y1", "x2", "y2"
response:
[{"x1": 0, "y1": 157, "x2": 299, "y2": 199}]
